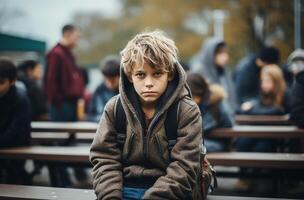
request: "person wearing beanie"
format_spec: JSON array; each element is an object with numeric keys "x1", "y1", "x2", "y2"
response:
[
  {"x1": 234, "y1": 47, "x2": 280, "y2": 105},
  {"x1": 87, "y1": 55, "x2": 120, "y2": 122}
]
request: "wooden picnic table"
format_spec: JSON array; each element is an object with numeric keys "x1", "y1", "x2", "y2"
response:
[
  {"x1": 235, "y1": 115, "x2": 292, "y2": 126},
  {"x1": 208, "y1": 125, "x2": 304, "y2": 139},
  {"x1": 0, "y1": 146, "x2": 303, "y2": 169},
  {"x1": 31, "y1": 132, "x2": 95, "y2": 143},
  {"x1": 32, "y1": 122, "x2": 304, "y2": 140},
  {"x1": 0, "y1": 184, "x2": 300, "y2": 200}
]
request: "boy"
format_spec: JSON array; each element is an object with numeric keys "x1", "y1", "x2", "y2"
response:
[
  {"x1": 87, "y1": 55, "x2": 120, "y2": 122},
  {"x1": 90, "y1": 31, "x2": 203, "y2": 199},
  {"x1": 0, "y1": 58, "x2": 31, "y2": 183},
  {"x1": 18, "y1": 60, "x2": 48, "y2": 121}
]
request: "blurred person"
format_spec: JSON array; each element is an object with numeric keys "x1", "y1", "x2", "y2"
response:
[
  {"x1": 190, "y1": 38, "x2": 237, "y2": 114},
  {"x1": 237, "y1": 64, "x2": 290, "y2": 116},
  {"x1": 18, "y1": 60, "x2": 48, "y2": 121},
  {"x1": 187, "y1": 72, "x2": 233, "y2": 152},
  {"x1": 87, "y1": 55, "x2": 120, "y2": 122},
  {"x1": 234, "y1": 47, "x2": 280, "y2": 105},
  {"x1": 0, "y1": 58, "x2": 31, "y2": 184},
  {"x1": 236, "y1": 65, "x2": 290, "y2": 152},
  {"x1": 289, "y1": 49, "x2": 304, "y2": 127},
  {"x1": 44, "y1": 24, "x2": 85, "y2": 187},
  {"x1": 44, "y1": 24, "x2": 84, "y2": 122}
]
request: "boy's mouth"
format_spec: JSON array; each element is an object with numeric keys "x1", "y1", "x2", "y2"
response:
[{"x1": 142, "y1": 91, "x2": 158, "y2": 96}]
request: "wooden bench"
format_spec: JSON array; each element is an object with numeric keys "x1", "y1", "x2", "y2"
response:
[
  {"x1": 31, "y1": 132, "x2": 95, "y2": 144},
  {"x1": 208, "y1": 125, "x2": 304, "y2": 139},
  {"x1": 0, "y1": 146, "x2": 303, "y2": 169},
  {"x1": 0, "y1": 184, "x2": 300, "y2": 200},
  {"x1": 235, "y1": 115, "x2": 292, "y2": 126},
  {"x1": 31, "y1": 122, "x2": 304, "y2": 141},
  {"x1": 31, "y1": 121, "x2": 97, "y2": 133}
]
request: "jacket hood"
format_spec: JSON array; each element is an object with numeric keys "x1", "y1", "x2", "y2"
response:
[
  {"x1": 288, "y1": 48, "x2": 304, "y2": 64},
  {"x1": 119, "y1": 61, "x2": 191, "y2": 126},
  {"x1": 190, "y1": 37, "x2": 224, "y2": 83}
]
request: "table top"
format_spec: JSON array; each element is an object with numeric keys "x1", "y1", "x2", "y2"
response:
[
  {"x1": 31, "y1": 121, "x2": 98, "y2": 133},
  {"x1": 1, "y1": 146, "x2": 303, "y2": 169},
  {"x1": 0, "y1": 184, "x2": 300, "y2": 200},
  {"x1": 235, "y1": 115, "x2": 292, "y2": 125},
  {"x1": 209, "y1": 125, "x2": 304, "y2": 139}
]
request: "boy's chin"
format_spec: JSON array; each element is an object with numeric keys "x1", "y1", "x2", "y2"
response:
[{"x1": 140, "y1": 97, "x2": 159, "y2": 106}]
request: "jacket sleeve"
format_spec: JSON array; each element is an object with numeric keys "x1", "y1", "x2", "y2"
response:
[
  {"x1": 89, "y1": 96, "x2": 123, "y2": 200},
  {"x1": 0, "y1": 92, "x2": 31, "y2": 148},
  {"x1": 45, "y1": 53, "x2": 63, "y2": 107},
  {"x1": 143, "y1": 100, "x2": 202, "y2": 199}
]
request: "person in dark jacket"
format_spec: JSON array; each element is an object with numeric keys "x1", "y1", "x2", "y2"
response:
[
  {"x1": 44, "y1": 24, "x2": 84, "y2": 122},
  {"x1": 236, "y1": 64, "x2": 290, "y2": 153},
  {"x1": 0, "y1": 58, "x2": 31, "y2": 184},
  {"x1": 87, "y1": 55, "x2": 120, "y2": 122},
  {"x1": 234, "y1": 47, "x2": 280, "y2": 105},
  {"x1": 18, "y1": 60, "x2": 48, "y2": 121},
  {"x1": 187, "y1": 72, "x2": 233, "y2": 152},
  {"x1": 190, "y1": 38, "x2": 237, "y2": 114},
  {"x1": 289, "y1": 49, "x2": 304, "y2": 128}
]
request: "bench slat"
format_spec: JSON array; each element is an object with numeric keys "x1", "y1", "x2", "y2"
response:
[{"x1": 0, "y1": 146, "x2": 303, "y2": 169}]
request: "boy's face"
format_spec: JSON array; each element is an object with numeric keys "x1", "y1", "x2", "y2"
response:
[
  {"x1": 130, "y1": 62, "x2": 171, "y2": 107},
  {"x1": 0, "y1": 78, "x2": 14, "y2": 97},
  {"x1": 104, "y1": 76, "x2": 119, "y2": 91},
  {"x1": 28, "y1": 64, "x2": 42, "y2": 81}
]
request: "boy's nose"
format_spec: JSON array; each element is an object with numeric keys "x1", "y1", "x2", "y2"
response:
[{"x1": 145, "y1": 77, "x2": 154, "y2": 88}]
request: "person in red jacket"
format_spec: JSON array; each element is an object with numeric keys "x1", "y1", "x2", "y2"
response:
[
  {"x1": 44, "y1": 24, "x2": 84, "y2": 122},
  {"x1": 44, "y1": 24, "x2": 85, "y2": 187}
]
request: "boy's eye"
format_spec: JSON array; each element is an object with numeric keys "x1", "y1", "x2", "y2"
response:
[
  {"x1": 154, "y1": 71, "x2": 164, "y2": 77},
  {"x1": 135, "y1": 73, "x2": 145, "y2": 78}
]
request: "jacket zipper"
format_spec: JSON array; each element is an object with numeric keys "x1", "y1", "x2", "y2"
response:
[{"x1": 144, "y1": 111, "x2": 164, "y2": 160}]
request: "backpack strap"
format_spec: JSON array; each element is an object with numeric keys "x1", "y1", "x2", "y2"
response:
[
  {"x1": 114, "y1": 96, "x2": 127, "y2": 147},
  {"x1": 164, "y1": 100, "x2": 180, "y2": 151}
]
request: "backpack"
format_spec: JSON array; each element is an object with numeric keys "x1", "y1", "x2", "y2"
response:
[{"x1": 114, "y1": 96, "x2": 217, "y2": 199}]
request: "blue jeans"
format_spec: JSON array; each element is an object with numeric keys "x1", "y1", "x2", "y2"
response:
[
  {"x1": 48, "y1": 101, "x2": 78, "y2": 187},
  {"x1": 49, "y1": 102, "x2": 77, "y2": 122},
  {"x1": 236, "y1": 138, "x2": 276, "y2": 152},
  {"x1": 205, "y1": 139, "x2": 225, "y2": 152},
  {"x1": 123, "y1": 187, "x2": 147, "y2": 200}
]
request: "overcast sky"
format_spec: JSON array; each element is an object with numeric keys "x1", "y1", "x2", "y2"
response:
[{"x1": 0, "y1": 0, "x2": 121, "y2": 49}]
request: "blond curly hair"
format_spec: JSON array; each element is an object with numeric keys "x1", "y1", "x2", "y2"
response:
[{"x1": 120, "y1": 30, "x2": 178, "y2": 79}]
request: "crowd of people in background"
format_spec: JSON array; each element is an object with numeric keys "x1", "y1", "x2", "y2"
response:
[{"x1": 1, "y1": 24, "x2": 304, "y2": 189}]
